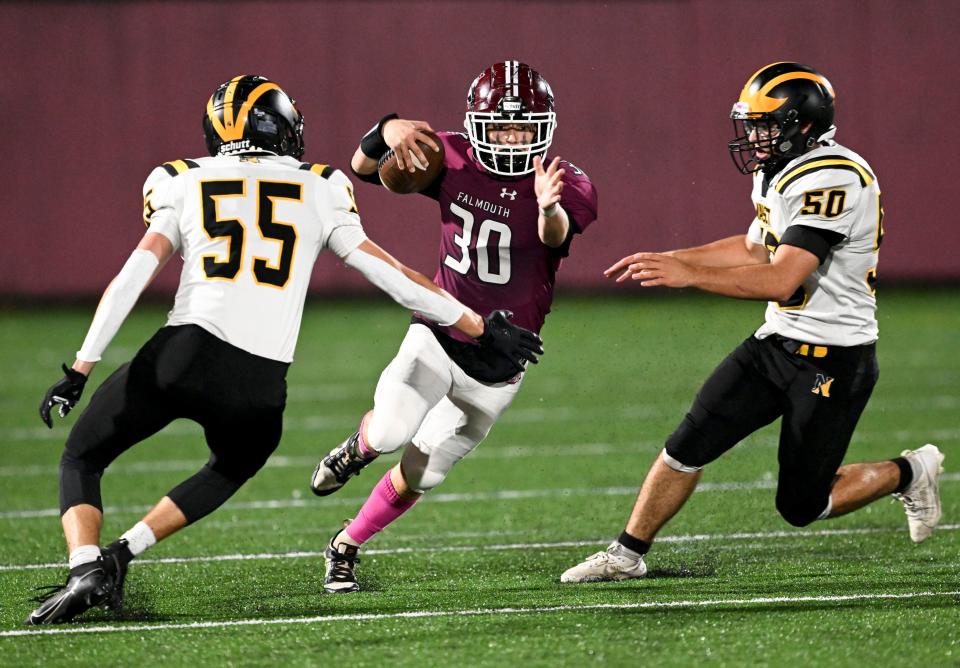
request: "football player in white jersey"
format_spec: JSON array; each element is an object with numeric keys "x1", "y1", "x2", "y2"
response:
[
  {"x1": 28, "y1": 75, "x2": 542, "y2": 624},
  {"x1": 562, "y1": 62, "x2": 944, "y2": 583}
]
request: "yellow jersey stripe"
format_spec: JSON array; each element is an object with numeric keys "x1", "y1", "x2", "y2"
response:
[{"x1": 776, "y1": 158, "x2": 874, "y2": 194}]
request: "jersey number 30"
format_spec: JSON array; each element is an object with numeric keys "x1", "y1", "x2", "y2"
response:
[
  {"x1": 444, "y1": 203, "x2": 512, "y2": 285},
  {"x1": 200, "y1": 180, "x2": 299, "y2": 288}
]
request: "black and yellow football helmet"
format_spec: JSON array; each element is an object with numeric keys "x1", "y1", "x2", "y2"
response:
[
  {"x1": 202, "y1": 75, "x2": 304, "y2": 158},
  {"x1": 728, "y1": 62, "x2": 835, "y2": 174}
]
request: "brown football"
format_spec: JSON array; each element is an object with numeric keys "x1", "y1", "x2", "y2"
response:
[{"x1": 377, "y1": 131, "x2": 445, "y2": 194}]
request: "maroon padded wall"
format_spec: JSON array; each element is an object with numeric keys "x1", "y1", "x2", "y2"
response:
[{"x1": 2, "y1": 0, "x2": 957, "y2": 296}]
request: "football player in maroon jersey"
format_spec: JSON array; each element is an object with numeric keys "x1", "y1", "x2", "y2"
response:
[{"x1": 309, "y1": 61, "x2": 598, "y2": 592}]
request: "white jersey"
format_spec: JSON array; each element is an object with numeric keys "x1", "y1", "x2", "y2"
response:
[
  {"x1": 142, "y1": 154, "x2": 367, "y2": 362},
  {"x1": 748, "y1": 142, "x2": 883, "y2": 346}
]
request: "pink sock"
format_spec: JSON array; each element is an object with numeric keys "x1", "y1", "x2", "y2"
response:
[
  {"x1": 344, "y1": 471, "x2": 419, "y2": 545},
  {"x1": 356, "y1": 412, "x2": 377, "y2": 458}
]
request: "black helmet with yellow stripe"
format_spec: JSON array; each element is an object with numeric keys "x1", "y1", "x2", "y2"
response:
[
  {"x1": 202, "y1": 75, "x2": 304, "y2": 158},
  {"x1": 729, "y1": 62, "x2": 835, "y2": 174}
]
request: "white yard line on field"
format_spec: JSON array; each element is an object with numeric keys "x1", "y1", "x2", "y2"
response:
[
  {"x1": 2, "y1": 474, "x2": 958, "y2": 520},
  {"x1": 2, "y1": 590, "x2": 958, "y2": 638},
  {"x1": 1, "y1": 523, "x2": 957, "y2": 573}
]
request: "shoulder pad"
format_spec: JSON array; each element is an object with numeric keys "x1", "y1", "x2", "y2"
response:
[
  {"x1": 299, "y1": 162, "x2": 336, "y2": 179},
  {"x1": 775, "y1": 154, "x2": 875, "y2": 195},
  {"x1": 159, "y1": 159, "x2": 201, "y2": 178}
]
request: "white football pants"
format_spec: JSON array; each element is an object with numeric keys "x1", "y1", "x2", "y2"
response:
[{"x1": 366, "y1": 324, "x2": 523, "y2": 492}]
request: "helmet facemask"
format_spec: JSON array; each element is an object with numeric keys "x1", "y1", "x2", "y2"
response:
[
  {"x1": 465, "y1": 110, "x2": 556, "y2": 177},
  {"x1": 729, "y1": 105, "x2": 809, "y2": 175}
]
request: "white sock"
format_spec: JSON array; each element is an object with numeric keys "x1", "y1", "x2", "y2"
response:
[
  {"x1": 335, "y1": 529, "x2": 361, "y2": 549},
  {"x1": 68, "y1": 544, "x2": 101, "y2": 570},
  {"x1": 120, "y1": 521, "x2": 157, "y2": 557}
]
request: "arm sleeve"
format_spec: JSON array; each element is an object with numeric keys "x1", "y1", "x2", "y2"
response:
[
  {"x1": 343, "y1": 248, "x2": 465, "y2": 327},
  {"x1": 76, "y1": 249, "x2": 159, "y2": 362}
]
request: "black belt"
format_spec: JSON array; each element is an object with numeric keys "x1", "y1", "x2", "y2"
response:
[{"x1": 772, "y1": 334, "x2": 830, "y2": 358}]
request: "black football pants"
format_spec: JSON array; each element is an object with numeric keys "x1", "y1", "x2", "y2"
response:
[
  {"x1": 59, "y1": 325, "x2": 288, "y2": 524},
  {"x1": 664, "y1": 333, "x2": 879, "y2": 527}
]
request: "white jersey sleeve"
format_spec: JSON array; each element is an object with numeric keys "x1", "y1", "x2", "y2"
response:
[
  {"x1": 142, "y1": 166, "x2": 183, "y2": 249},
  {"x1": 320, "y1": 169, "x2": 367, "y2": 257}
]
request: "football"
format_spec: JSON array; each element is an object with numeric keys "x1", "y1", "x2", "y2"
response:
[{"x1": 377, "y1": 132, "x2": 445, "y2": 194}]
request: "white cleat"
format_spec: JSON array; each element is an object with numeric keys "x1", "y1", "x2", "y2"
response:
[
  {"x1": 893, "y1": 444, "x2": 945, "y2": 543},
  {"x1": 560, "y1": 542, "x2": 648, "y2": 583}
]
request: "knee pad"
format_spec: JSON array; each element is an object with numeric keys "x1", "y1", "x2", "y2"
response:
[
  {"x1": 167, "y1": 465, "x2": 242, "y2": 524},
  {"x1": 366, "y1": 408, "x2": 419, "y2": 454},
  {"x1": 400, "y1": 445, "x2": 453, "y2": 493},
  {"x1": 59, "y1": 450, "x2": 105, "y2": 515},
  {"x1": 775, "y1": 491, "x2": 827, "y2": 527}
]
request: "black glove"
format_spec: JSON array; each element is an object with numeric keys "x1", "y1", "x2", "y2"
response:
[
  {"x1": 476, "y1": 310, "x2": 544, "y2": 372},
  {"x1": 39, "y1": 364, "x2": 88, "y2": 428}
]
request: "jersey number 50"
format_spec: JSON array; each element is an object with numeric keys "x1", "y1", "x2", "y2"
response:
[
  {"x1": 200, "y1": 180, "x2": 299, "y2": 288},
  {"x1": 444, "y1": 203, "x2": 512, "y2": 285}
]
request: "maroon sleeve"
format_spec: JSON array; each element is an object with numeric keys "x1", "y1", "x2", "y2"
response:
[
  {"x1": 419, "y1": 131, "x2": 467, "y2": 201},
  {"x1": 559, "y1": 160, "x2": 598, "y2": 233}
]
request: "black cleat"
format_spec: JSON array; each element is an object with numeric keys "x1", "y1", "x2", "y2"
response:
[
  {"x1": 100, "y1": 539, "x2": 133, "y2": 612},
  {"x1": 324, "y1": 533, "x2": 361, "y2": 593},
  {"x1": 26, "y1": 560, "x2": 112, "y2": 625},
  {"x1": 310, "y1": 431, "x2": 374, "y2": 496}
]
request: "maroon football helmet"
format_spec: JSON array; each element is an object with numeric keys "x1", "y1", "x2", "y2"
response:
[{"x1": 465, "y1": 61, "x2": 557, "y2": 176}]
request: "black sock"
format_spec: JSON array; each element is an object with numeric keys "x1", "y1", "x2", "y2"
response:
[
  {"x1": 617, "y1": 531, "x2": 651, "y2": 556},
  {"x1": 892, "y1": 457, "x2": 913, "y2": 494}
]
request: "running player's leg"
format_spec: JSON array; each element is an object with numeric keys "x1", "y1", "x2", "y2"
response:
[
  {"x1": 311, "y1": 324, "x2": 452, "y2": 496},
  {"x1": 562, "y1": 337, "x2": 782, "y2": 582},
  {"x1": 59, "y1": 344, "x2": 177, "y2": 552},
  {"x1": 102, "y1": 327, "x2": 289, "y2": 571},
  {"x1": 773, "y1": 344, "x2": 879, "y2": 527},
  {"x1": 29, "y1": 335, "x2": 178, "y2": 625},
  {"x1": 323, "y1": 373, "x2": 520, "y2": 593}
]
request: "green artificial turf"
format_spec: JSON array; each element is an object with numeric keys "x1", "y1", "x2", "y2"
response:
[{"x1": 0, "y1": 291, "x2": 957, "y2": 666}]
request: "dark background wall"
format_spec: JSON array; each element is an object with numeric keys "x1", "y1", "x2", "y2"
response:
[{"x1": 2, "y1": 1, "x2": 957, "y2": 297}]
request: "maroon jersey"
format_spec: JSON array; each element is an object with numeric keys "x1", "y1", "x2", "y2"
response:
[{"x1": 420, "y1": 132, "x2": 597, "y2": 349}]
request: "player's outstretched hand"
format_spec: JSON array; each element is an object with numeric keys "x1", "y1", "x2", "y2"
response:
[
  {"x1": 534, "y1": 156, "x2": 565, "y2": 211},
  {"x1": 477, "y1": 310, "x2": 544, "y2": 371},
  {"x1": 604, "y1": 252, "x2": 697, "y2": 287},
  {"x1": 39, "y1": 364, "x2": 88, "y2": 428},
  {"x1": 382, "y1": 118, "x2": 441, "y2": 172}
]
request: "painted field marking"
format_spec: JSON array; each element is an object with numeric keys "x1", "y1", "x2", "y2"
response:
[
  {"x1": 2, "y1": 474, "x2": 958, "y2": 520},
  {"x1": 2, "y1": 523, "x2": 957, "y2": 573},
  {"x1": 2, "y1": 590, "x2": 958, "y2": 638}
]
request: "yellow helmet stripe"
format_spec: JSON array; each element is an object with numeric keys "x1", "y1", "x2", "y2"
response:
[
  {"x1": 739, "y1": 67, "x2": 835, "y2": 114},
  {"x1": 222, "y1": 75, "x2": 245, "y2": 132},
  {"x1": 207, "y1": 75, "x2": 280, "y2": 143}
]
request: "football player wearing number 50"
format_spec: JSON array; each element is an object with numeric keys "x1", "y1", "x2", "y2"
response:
[
  {"x1": 29, "y1": 75, "x2": 541, "y2": 625},
  {"x1": 562, "y1": 62, "x2": 944, "y2": 584},
  {"x1": 310, "y1": 61, "x2": 597, "y2": 593}
]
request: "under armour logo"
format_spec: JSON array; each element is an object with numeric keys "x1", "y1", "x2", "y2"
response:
[
  {"x1": 811, "y1": 374, "x2": 834, "y2": 397},
  {"x1": 500, "y1": 188, "x2": 517, "y2": 200}
]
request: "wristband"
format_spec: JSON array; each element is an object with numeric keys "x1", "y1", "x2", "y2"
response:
[
  {"x1": 359, "y1": 113, "x2": 399, "y2": 160},
  {"x1": 539, "y1": 202, "x2": 560, "y2": 218}
]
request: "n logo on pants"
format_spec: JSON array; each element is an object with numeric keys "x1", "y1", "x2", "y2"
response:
[{"x1": 811, "y1": 374, "x2": 834, "y2": 397}]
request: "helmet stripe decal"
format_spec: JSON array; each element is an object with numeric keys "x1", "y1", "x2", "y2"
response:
[
  {"x1": 206, "y1": 79, "x2": 281, "y2": 143},
  {"x1": 222, "y1": 75, "x2": 244, "y2": 132},
  {"x1": 511, "y1": 60, "x2": 519, "y2": 96},
  {"x1": 739, "y1": 69, "x2": 835, "y2": 114}
]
